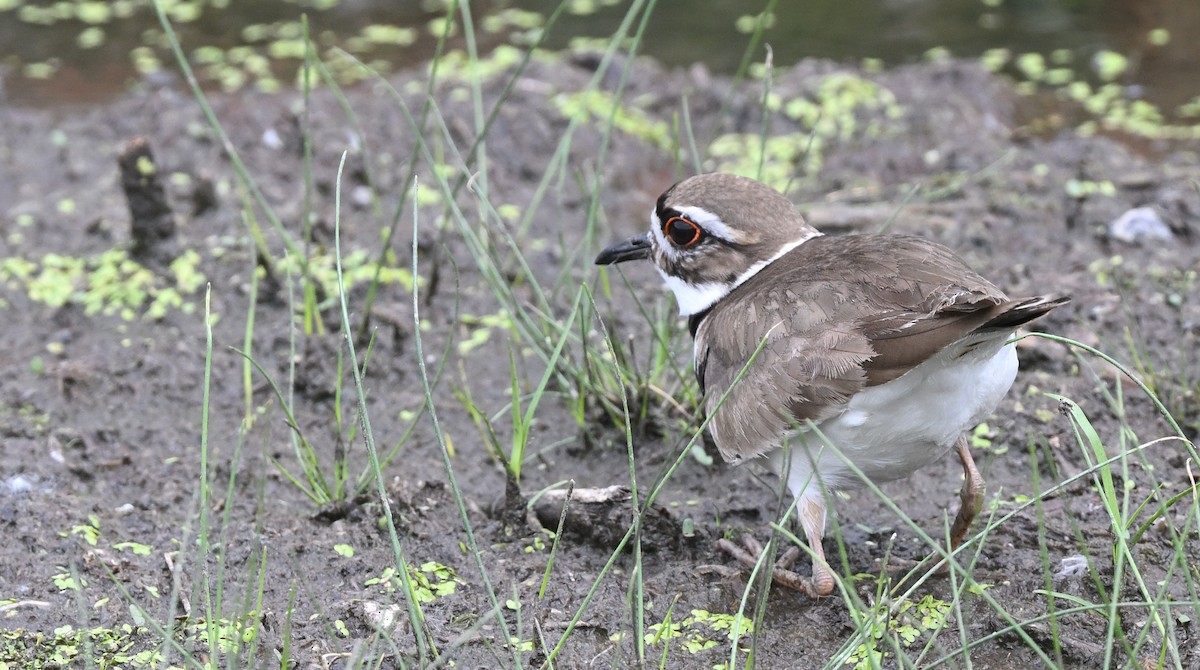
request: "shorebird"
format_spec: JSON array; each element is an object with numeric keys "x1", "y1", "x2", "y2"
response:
[{"x1": 595, "y1": 173, "x2": 1068, "y2": 596}]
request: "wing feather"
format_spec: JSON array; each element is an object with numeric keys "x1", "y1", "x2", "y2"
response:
[{"x1": 695, "y1": 234, "x2": 1026, "y2": 463}]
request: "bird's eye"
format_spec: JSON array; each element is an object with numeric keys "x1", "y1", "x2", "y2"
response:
[{"x1": 663, "y1": 216, "x2": 703, "y2": 247}]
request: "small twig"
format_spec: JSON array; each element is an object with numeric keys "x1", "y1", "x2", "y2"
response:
[{"x1": 0, "y1": 600, "x2": 52, "y2": 613}]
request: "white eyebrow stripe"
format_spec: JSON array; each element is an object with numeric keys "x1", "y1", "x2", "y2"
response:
[{"x1": 672, "y1": 205, "x2": 747, "y2": 244}]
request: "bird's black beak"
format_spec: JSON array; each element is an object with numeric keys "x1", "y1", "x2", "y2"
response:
[{"x1": 595, "y1": 232, "x2": 651, "y2": 265}]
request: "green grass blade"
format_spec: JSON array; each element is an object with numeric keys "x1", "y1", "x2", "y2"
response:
[
  {"x1": 408, "y1": 177, "x2": 520, "y2": 664},
  {"x1": 334, "y1": 153, "x2": 436, "y2": 662}
]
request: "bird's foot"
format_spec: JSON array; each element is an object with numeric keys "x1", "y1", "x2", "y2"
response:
[{"x1": 715, "y1": 535, "x2": 831, "y2": 597}]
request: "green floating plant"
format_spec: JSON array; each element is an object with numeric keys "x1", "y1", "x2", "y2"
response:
[
  {"x1": 1, "y1": 248, "x2": 208, "y2": 321},
  {"x1": 991, "y1": 47, "x2": 1200, "y2": 140},
  {"x1": 643, "y1": 609, "x2": 755, "y2": 656},
  {"x1": 553, "y1": 89, "x2": 673, "y2": 151},
  {"x1": 846, "y1": 595, "x2": 951, "y2": 669},
  {"x1": 365, "y1": 562, "x2": 465, "y2": 603},
  {"x1": 709, "y1": 73, "x2": 905, "y2": 190}
]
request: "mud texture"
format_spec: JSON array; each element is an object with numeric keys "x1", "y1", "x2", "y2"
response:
[{"x1": 1, "y1": 52, "x2": 1198, "y2": 668}]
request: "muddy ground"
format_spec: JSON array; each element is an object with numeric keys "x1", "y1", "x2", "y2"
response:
[{"x1": 1, "y1": 50, "x2": 1198, "y2": 669}]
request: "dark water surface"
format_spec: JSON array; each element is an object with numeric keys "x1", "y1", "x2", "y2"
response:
[{"x1": 1, "y1": 0, "x2": 1196, "y2": 111}]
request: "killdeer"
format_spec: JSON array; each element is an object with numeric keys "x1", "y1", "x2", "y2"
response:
[{"x1": 595, "y1": 173, "x2": 1068, "y2": 597}]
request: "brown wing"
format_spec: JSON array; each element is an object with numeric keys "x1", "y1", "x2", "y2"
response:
[{"x1": 695, "y1": 234, "x2": 1036, "y2": 464}]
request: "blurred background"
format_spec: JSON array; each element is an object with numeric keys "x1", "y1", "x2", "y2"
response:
[{"x1": 0, "y1": 0, "x2": 1197, "y2": 113}]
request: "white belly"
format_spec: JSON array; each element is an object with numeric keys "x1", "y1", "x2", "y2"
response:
[{"x1": 772, "y1": 336, "x2": 1019, "y2": 497}]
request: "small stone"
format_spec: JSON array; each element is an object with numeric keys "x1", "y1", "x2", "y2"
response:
[
  {"x1": 261, "y1": 127, "x2": 283, "y2": 150},
  {"x1": 4, "y1": 474, "x2": 35, "y2": 494},
  {"x1": 1107, "y1": 206, "x2": 1173, "y2": 245},
  {"x1": 352, "y1": 185, "x2": 373, "y2": 208},
  {"x1": 801, "y1": 204, "x2": 894, "y2": 232},
  {"x1": 1114, "y1": 171, "x2": 1157, "y2": 189},
  {"x1": 1054, "y1": 554, "x2": 1088, "y2": 579}
]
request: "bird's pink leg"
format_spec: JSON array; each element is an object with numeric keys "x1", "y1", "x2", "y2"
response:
[
  {"x1": 799, "y1": 494, "x2": 835, "y2": 596},
  {"x1": 940, "y1": 434, "x2": 985, "y2": 573}
]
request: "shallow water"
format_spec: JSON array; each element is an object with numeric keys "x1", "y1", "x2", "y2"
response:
[{"x1": 1, "y1": 0, "x2": 1196, "y2": 111}]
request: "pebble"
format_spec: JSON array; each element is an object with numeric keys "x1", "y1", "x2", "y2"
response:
[
  {"x1": 261, "y1": 127, "x2": 284, "y2": 150},
  {"x1": 1107, "y1": 206, "x2": 1174, "y2": 245},
  {"x1": 4, "y1": 474, "x2": 35, "y2": 494},
  {"x1": 1054, "y1": 554, "x2": 1089, "y2": 579}
]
